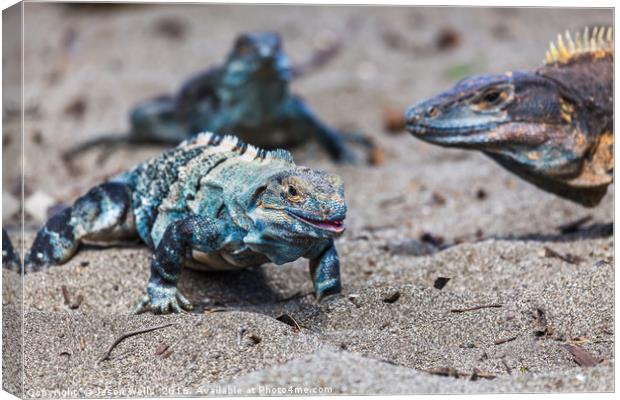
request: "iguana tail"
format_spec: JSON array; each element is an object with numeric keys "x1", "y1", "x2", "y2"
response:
[{"x1": 62, "y1": 134, "x2": 136, "y2": 163}]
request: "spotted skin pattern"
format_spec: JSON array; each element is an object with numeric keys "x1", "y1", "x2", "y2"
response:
[
  {"x1": 405, "y1": 27, "x2": 613, "y2": 207},
  {"x1": 8, "y1": 133, "x2": 347, "y2": 314},
  {"x1": 66, "y1": 32, "x2": 360, "y2": 163}
]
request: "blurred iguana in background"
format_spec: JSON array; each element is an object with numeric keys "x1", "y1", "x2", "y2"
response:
[
  {"x1": 405, "y1": 27, "x2": 613, "y2": 207},
  {"x1": 66, "y1": 32, "x2": 372, "y2": 164}
]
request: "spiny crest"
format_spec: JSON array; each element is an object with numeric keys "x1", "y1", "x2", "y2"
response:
[
  {"x1": 178, "y1": 132, "x2": 294, "y2": 163},
  {"x1": 544, "y1": 26, "x2": 613, "y2": 65}
]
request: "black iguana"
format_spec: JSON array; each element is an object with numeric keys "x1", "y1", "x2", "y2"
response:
[{"x1": 405, "y1": 26, "x2": 613, "y2": 207}]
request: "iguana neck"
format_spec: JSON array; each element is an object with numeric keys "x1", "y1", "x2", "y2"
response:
[
  {"x1": 219, "y1": 77, "x2": 289, "y2": 122},
  {"x1": 536, "y1": 52, "x2": 613, "y2": 134},
  {"x1": 538, "y1": 52, "x2": 614, "y2": 195}
]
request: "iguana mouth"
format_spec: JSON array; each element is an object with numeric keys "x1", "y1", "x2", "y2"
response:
[
  {"x1": 406, "y1": 121, "x2": 498, "y2": 137},
  {"x1": 287, "y1": 211, "x2": 345, "y2": 233}
]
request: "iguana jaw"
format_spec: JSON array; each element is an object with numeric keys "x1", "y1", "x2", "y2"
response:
[
  {"x1": 405, "y1": 121, "x2": 503, "y2": 147},
  {"x1": 405, "y1": 103, "x2": 521, "y2": 149},
  {"x1": 286, "y1": 209, "x2": 345, "y2": 234}
]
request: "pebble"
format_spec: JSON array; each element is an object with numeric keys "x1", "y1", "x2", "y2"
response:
[{"x1": 383, "y1": 288, "x2": 401, "y2": 303}]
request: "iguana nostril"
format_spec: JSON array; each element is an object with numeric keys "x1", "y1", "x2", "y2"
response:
[
  {"x1": 426, "y1": 106, "x2": 441, "y2": 119},
  {"x1": 405, "y1": 110, "x2": 420, "y2": 124}
]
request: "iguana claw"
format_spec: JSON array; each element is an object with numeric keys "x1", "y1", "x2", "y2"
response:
[{"x1": 133, "y1": 284, "x2": 193, "y2": 314}]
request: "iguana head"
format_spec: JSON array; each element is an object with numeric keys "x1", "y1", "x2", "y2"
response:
[
  {"x1": 405, "y1": 27, "x2": 613, "y2": 207},
  {"x1": 248, "y1": 167, "x2": 346, "y2": 241},
  {"x1": 405, "y1": 70, "x2": 590, "y2": 165},
  {"x1": 223, "y1": 32, "x2": 293, "y2": 85}
]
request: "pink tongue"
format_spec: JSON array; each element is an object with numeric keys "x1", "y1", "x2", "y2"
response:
[{"x1": 314, "y1": 220, "x2": 344, "y2": 231}]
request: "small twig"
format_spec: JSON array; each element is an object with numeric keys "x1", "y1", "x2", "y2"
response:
[
  {"x1": 471, "y1": 368, "x2": 497, "y2": 381},
  {"x1": 61, "y1": 285, "x2": 71, "y2": 305},
  {"x1": 423, "y1": 367, "x2": 469, "y2": 378},
  {"x1": 494, "y1": 336, "x2": 517, "y2": 345},
  {"x1": 60, "y1": 285, "x2": 84, "y2": 309},
  {"x1": 99, "y1": 323, "x2": 175, "y2": 362},
  {"x1": 543, "y1": 246, "x2": 584, "y2": 265},
  {"x1": 451, "y1": 304, "x2": 503, "y2": 313},
  {"x1": 556, "y1": 215, "x2": 593, "y2": 233},
  {"x1": 204, "y1": 307, "x2": 235, "y2": 313},
  {"x1": 70, "y1": 295, "x2": 84, "y2": 309},
  {"x1": 61, "y1": 285, "x2": 84, "y2": 309},
  {"x1": 275, "y1": 314, "x2": 302, "y2": 332},
  {"x1": 563, "y1": 343, "x2": 602, "y2": 367}
]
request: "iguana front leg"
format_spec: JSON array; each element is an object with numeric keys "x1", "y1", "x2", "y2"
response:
[
  {"x1": 134, "y1": 216, "x2": 225, "y2": 314},
  {"x1": 309, "y1": 241, "x2": 342, "y2": 301},
  {"x1": 280, "y1": 97, "x2": 357, "y2": 163}
]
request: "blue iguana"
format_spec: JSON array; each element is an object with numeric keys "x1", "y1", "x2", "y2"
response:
[
  {"x1": 6, "y1": 132, "x2": 347, "y2": 314},
  {"x1": 65, "y1": 32, "x2": 369, "y2": 163}
]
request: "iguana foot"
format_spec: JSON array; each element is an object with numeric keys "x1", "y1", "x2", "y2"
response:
[
  {"x1": 315, "y1": 279, "x2": 342, "y2": 302},
  {"x1": 340, "y1": 131, "x2": 379, "y2": 165},
  {"x1": 134, "y1": 282, "x2": 193, "y2": 314},
  {"x1": 310, "y1": 242, "x2": 342, "y2": 302},
  {"x1": 334, "y1": 147, "x2": 359, "y2": 164}
]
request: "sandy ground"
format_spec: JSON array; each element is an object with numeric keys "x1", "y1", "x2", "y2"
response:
[{"x1": 2, "y1": 3, "x2": 614, "y2": 397}]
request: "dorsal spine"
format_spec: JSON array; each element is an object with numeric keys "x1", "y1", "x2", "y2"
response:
[
  {"x1": 178, "y1": 132, "x2": 294, "y2": 163},
  {"x1": 544, "y1": 26, "x2": 613, "y2": 65}
]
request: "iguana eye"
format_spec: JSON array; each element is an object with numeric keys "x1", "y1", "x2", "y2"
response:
[
  {"x1": 426, "y1": 106, "x2": 441, "y2": 119},
  {"x1": 472, "y1": 86, "x2": 512, "y2": 111},
  {"x1": 235, "y1": 39, "x2": 255, "y2": 57},
  {"x1": 483, "y1": 91, "x2": 501, "y2": 103},
  {"x1": 286, "y1": 185, "x2": 302, "y2": 202},
  {"x1": 477, "y1": 87, "x2": 511, "y2": 107}
]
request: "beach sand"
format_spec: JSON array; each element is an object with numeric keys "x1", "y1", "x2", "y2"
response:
[{"x1": 2, "y1": 3, "x2": 613, "y2": 396}]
